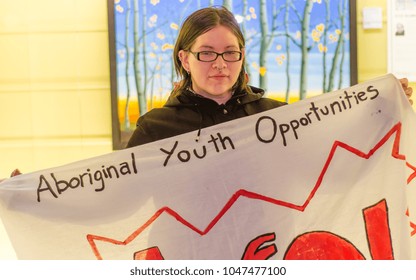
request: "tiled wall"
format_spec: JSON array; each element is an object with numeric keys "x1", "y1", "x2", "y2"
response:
[{"x1": 0, "y1": 0, "x2": 113, "y2": 179}]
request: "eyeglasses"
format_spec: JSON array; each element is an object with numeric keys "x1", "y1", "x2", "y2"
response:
[{"x1": 188, "y1": 50, "x2": 242, "y2": 62}]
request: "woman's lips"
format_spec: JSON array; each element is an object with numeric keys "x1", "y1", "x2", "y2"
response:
[{"x1": 210, "y1": 74, "x2": 228, "y2": 79}]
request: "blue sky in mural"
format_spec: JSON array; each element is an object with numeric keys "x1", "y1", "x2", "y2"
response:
[{"x1": 112, "y1": 0, "x2": 352, "y2": 101}]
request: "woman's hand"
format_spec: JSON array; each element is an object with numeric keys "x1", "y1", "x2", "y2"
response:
[
  {"x1": 0, "y1": 169, "x2": 21, "y2": 183},
  {"x1": 10, "y1": 169, "x2": 21, "y2": 177},
  {"x1": 399, "y1": 78, "x2": 413, "y2": 105}
]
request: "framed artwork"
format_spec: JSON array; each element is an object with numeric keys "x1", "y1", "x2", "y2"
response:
[
  {"x1": 107, "y1": 0, "x2": 357, "y2": 149},
  {"x1": 388, "y1": 0, "x2": 416, "y2": 82}
]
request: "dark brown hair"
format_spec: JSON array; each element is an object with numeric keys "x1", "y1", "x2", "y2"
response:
[{"x1": 172, "y1": 6, "x2": 250, "y2": 96}]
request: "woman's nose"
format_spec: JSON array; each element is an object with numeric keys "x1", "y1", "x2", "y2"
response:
[{"x1": 212, "y1": 56, "x2": 227, "y2": 68}]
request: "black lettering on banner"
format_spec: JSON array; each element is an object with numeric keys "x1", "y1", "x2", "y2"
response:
[
  {"x1": 36, "y1": 152, "x2": 138, "y2": 202},
  {"x1": 160, "y1": 141, "x2": 179, "y2": 167},
  {"x1": 255, "y1": 85, "x2": 381, "y2": 146},
  {"x1": 178, "y1": 150, "x2": 191, "y2": 162},
  {"x1": 160, "y1": 133, "x2": 235, "y2": 167},
  {"x1": 367, "y1": 85, "x2": 380, "y2": 99},
  {"x1": 37, "y1": 175, "x2": 58, "y2": 202},
  {"x1": 255, "y1": 116, "x2": 277, "y2": 143},
  {"x1": 93, "y1": 170, "x2": 105, "y2": 191}
]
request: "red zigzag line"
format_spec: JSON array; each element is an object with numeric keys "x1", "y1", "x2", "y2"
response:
[{"x1": 87, "y1": 121, "x2": 413, "y2": 259}]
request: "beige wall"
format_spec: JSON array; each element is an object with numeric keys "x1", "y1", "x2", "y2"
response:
[
  {"x1": 0, "y1": 0, "x2": 113, "y2": 179},
  {"x1": 357, "y1": 0, "x2": 387, "y2": 82},
  {"x1": 357, "y1": 0, "x2": 391, "y2": 82}
]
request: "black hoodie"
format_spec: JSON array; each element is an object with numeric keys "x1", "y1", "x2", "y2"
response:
[{"x1": 126, "y1": 86, "x2": 287, "y2": 147}]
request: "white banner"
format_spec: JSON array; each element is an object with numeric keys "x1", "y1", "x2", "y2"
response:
[{"x1": 1, "y1": 74, "x2": 416, "y2": 260}]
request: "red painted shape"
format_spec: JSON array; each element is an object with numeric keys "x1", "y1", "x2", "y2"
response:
[
  {"x1": 410, "y1": 222, "x2": 416, "y2": 237},
  {"x1": 405, "y1": 209, "x2": 416, "y2": 236},
  {"x1": 134, "y1": 246, "x2": 164, "y2": 260},
  {"x1": 363, "y1": 199, "x2": 394, "y2": 260},
  {"x1": 406, "y1": 162, "x2": 416, "y2": 184},
  {"x1": 87, "y1": 122, "x2": 412, "y2": 260},
  {"x1": 284, "y1": 232, "x2": 365, "y2": 260},
  {"x1": 242, "y1": 232, "x2": 277, "y2": 260}
]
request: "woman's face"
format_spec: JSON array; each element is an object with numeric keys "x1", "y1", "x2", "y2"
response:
[{"x1": 179, "y1": 25, "x2": 244, "y2": 104}]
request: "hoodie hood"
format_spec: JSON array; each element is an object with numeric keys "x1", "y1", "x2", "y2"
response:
[
  {"x1": 164, "y1": 85, "x2": 265, "y2": 108},
  {"x1": 161, "y1": 85, "x2": 267, "y2": 142}
]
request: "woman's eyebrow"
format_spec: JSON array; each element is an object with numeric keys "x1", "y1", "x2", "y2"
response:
[
  {"x1": 195, "y1": 45, "x2": 215, "y2": 50},
  {"x1": 195, "y1": 45, "x2": 239, "y2": 50}
]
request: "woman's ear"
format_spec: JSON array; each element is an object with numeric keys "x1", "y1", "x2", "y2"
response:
[{"x1": 178, "y1": 50, "x2": 190, "y2": 72}]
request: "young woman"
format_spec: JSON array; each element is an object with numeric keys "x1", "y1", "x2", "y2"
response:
[{"x1": 126, "y1": 6, "x2": 287, "y2": 147}]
